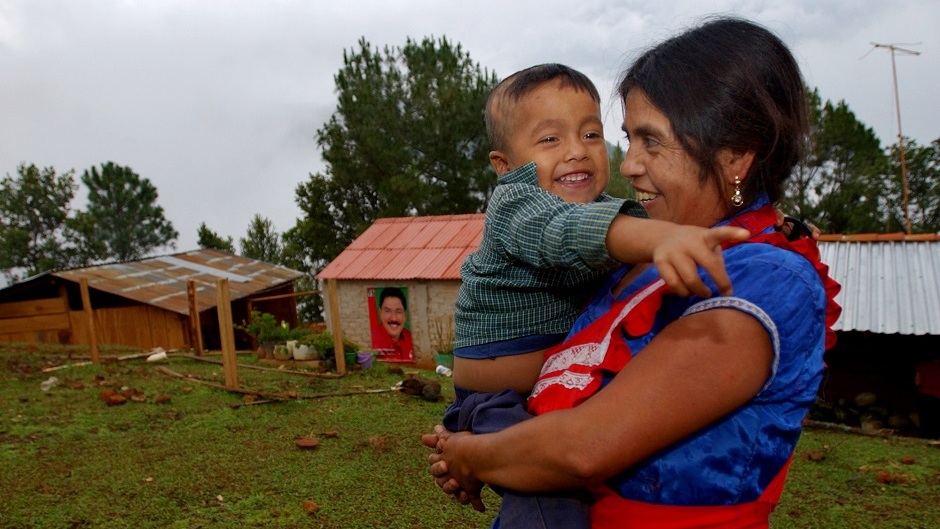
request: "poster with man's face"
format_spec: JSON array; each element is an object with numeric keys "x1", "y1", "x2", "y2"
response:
[{"x1": 367, "y1": 287, "x2": 414, "y2": 362}]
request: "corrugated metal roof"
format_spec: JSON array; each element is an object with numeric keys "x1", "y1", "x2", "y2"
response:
[
  {"x1": 819, "y1": 234, "x2": 940, "y2": 335},
  {"x1": 54, "y1": 249, "x2": 303, "y2": 315},
  {"x1": 320, "y1": 215, "x2": 940, "y2": 336},
  {"x1": 317, "y1": 214, "x2": 484, "y2": 280}
]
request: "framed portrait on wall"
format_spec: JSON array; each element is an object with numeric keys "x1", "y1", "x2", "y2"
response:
[{"x1": 367, "y1": 287, "x2": 414, "y2": 362}]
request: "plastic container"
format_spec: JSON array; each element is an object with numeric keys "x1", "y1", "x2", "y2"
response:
[
  {"x1": 357, "y1": 351, "x2": 374, "y2": 369},
  {"x1": 435, "y1": 365, "x2": 453, "y2": 377},
  {"x1": 40, "y1": 376, "x2": 60, "y2": 392}
]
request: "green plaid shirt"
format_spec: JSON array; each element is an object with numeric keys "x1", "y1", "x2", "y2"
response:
[{"x1": 454, "y1": 162, "x2": 648, "y2": 351}]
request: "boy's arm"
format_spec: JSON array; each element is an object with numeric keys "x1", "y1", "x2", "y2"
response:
[
  {"x1": 489, "y1": 184, "x2": 626, "y2": 271},
  {"x1": 605, "y1": 215, "x2": 749, "y2": 297}
]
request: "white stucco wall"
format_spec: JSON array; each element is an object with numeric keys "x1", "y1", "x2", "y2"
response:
[{"x1": 321, "y1": 279, "x2": 460, "y2": 368}]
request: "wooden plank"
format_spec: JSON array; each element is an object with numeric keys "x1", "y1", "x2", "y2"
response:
[
  {"x1": 79, "y1": 279, "x2": 100, "y2": 364},
  {"x1": 327, "y1": 278, "x2": 346, "y2": 375},
  {"x1": 147, "y1": 306, "x2": 168, "y2": 348},
  {"x1": 0, "y1": 298, "x2": 68, "y2": 319},
  {"x1": 187, "y1": 280, "x2": 204, "y2": 355},
  {"x1": 0, "y1": 313, "x2": 70, "y2": 334},
  {"x1": 0, "y1": 329, "x2": 62, "y2": 343},
  {"x1": 216, "y1": 278, "x2": 239, "y2": 389},
  {"x1": 249, "y1": 289, "x2": 321, "y2": 303},
  {"x1": 96, "y1": 307, "x2": 149, "y2": 346},
  {"x1": 165, "y1": 313, "x2": 188, "y2": 350}
]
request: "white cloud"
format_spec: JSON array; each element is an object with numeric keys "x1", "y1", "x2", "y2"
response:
[{"x1": 1, "y1": 0, "x2": 937, "y2": 253}]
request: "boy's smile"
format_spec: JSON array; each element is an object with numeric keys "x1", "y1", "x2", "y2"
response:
[{"x1": 489, "y1": 80, "x2": 610, "y2": 204}]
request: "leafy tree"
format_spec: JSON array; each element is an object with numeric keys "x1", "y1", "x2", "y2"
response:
[
  {"x1": 781, "y1": 88, "x2": 825, "y2": 222},
  {"x1": 0, "y1": 163, "x2": 77, "y2": 281},
  {"x1": 64, "y1": 210, "x2": 107, "y2": 268},
  {"x1": 781, "y1": 93, "x2": 887, "y2": 234},
  {"x1": 197, "y1": 222, "x2": 236, "y2": 253},
  {"x1": 885, "y1": 138, "x2": 940, "y2": 233},
  {"x1": 605, "y1": 142, "x2": 635, "y2": 200},
  {"x1": 80, "y1": 162, "x2": 178, "y2": 261},
  {"x1": 292, "y1": 36, "x2": 497, "y2": 273},
  {"x1": 239, "y1": 214, "x2": 282, "y2": 263},
  {"x1": 812, "y1": 100, "x2": 887, "y2": 233}
]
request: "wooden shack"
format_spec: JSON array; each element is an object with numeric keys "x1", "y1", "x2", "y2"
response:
[{"x1": 0, "y1": 249, "x2": 303, "y2": 351}]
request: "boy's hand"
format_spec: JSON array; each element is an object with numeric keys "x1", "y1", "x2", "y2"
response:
[{"x1": 652, "y1": 225, "x2": 750, "y2": 297}]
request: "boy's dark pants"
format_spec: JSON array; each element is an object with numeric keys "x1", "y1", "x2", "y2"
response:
[{"x1": 443, "y1": 387, "x2": 590, "y2": 529}]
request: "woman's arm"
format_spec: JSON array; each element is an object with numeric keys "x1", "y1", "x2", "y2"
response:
[{"x1": 434, "y1": 307, "x2": 774, "y2": 493}]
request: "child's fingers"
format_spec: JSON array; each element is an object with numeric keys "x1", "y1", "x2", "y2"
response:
[
  {"x1": 658, "y1": 254, "x2": 716, "y2": 297},
  {"x1": 678, "y1": 261, "x2": 714, "y2": 298},
  {"x1": 693, "y1": 246, "x2": 732, "y2": 296},
  {"x1": 709, "y1": 226, "x2": 750, "y2": 244},
  {"x1": 657, "y1": 264, "x2": 690, "y2": 297},
  {"x1": 705, "y1": 262, "x2": 733, "y2": 296}
]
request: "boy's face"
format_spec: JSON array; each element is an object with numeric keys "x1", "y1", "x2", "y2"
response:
[{"x1": 490, "y1": 81, "x2": 610, "y2": 203}]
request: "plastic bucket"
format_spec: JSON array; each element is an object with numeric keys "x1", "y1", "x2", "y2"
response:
[
  {"x1": 344, "y1": 350, "x2": 357, "y2": 368},
  {"x1": 357, "y1": 351, "x2": 374, "y2": 369}
]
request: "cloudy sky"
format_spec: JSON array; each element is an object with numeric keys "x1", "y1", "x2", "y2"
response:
[{"x1": 2, "y1": 0, "x2": 937, "y2": 253}]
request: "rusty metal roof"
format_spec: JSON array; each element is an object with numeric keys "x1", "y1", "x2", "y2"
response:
[
  {"x1": 317, "y1": 214, "x2": 484, "y2": 280},
  {"x1": 54, "y1": 249, "x2": 303, "y2": 315},
  {"x1": 818, "y1": 235, "x2": 940, "y2": 335}
]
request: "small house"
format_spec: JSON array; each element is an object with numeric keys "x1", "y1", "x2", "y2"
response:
[
  {"x1": 317, "y1": 214, "x2": 483, "y2": 368},
  {"x1": 0, "y1": 249, "x2": 304, "y2": 351}
]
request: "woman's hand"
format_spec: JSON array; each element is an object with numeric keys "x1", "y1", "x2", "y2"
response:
[{"x1": 422, "y1": 425, "x2": 487, "y2": 512}]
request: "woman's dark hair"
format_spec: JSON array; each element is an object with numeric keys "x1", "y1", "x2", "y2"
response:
[
  {"x1": 618, "y1": 17, "x2": 808, "y2": 206},
  {"x1": 379, "y1": 287, "x2": 407, "y2": 311}
]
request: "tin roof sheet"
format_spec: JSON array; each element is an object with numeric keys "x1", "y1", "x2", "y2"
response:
[
  {"x1": 317, "y1": 214, "x2": 484, "y2": 280},
  {"x1": 53, "y1": 248, "x2": 302, "y2": 315},
  {"x1": 818, "y1": 234, "x2": 940, "y2": 335}
]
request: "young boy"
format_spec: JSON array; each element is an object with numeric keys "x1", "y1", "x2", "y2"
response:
[{"x1": 441, "y1": 64, "x2": 748, "y2": 528}]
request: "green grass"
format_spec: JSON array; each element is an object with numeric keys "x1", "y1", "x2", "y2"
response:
[{"x1": 1, "y1": 344, "x2": 938, "y2": 529}]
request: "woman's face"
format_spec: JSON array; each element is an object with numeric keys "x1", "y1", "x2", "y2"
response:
[{"x1": 619, "y1": 89, "x2": 729, "y2": 227}]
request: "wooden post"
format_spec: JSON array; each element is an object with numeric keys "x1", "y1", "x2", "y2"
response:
[
  {"x1": 327, "y1": 278, "x2": 346, "y2": 374},
  {"x1": 215, "y1": 278, "x2": 239, "y2": 389},
  {"x1": 79, "y1": 278, "x2": 100, "y2": 364},
  {"x1": 187, "y1": 280, "x2": 205, "y2": 356},
  {"x1": 57, "y1": 283, "x2": 71, "y2": 344}
]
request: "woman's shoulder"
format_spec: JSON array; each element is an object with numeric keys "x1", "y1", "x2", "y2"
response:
[
  {"x1": 716, "y1": 240, "x2": 828, "y2": 333},
  {"x1": 725, "y1": 240, "x2": 821, "y2": 284}
]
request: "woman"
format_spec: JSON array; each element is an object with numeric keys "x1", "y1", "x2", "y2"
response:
[{"x1": 426, "y1": 17, "x2": 841, "y2": 528}]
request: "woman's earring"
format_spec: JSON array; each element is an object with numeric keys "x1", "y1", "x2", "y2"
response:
[{"x1": 732, "y1": 176, "x2": 744, "y2": 207}]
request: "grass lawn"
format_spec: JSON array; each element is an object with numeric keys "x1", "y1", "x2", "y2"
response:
[{"x1": 1, "y1": 344, "x2": 938, "y2": 529}]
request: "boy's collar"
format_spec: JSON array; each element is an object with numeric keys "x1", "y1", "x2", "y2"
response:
[{"x1": 497, "y1": 161, "x2": 538, "y2": 185}]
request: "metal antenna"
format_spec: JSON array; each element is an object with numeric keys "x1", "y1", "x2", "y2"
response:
[{"x1": 871, "y1": 42, "x2": 920, "y2": 234}]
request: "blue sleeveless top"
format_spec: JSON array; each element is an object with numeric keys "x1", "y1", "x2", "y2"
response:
[{"x1": 569, "y1": 197, "x2": 828, "y2": 506}]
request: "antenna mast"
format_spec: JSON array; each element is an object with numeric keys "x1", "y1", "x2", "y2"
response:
[{"x1": 871, "y1": 42, "x2": 920, "y2": 234}]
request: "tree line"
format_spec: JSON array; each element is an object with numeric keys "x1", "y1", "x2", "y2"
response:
[{"x1": 3, "y1": 35, "x2": 938, "y2": 319}]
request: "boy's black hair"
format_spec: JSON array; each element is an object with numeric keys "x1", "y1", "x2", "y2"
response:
[{"x1": 486, "y1": 63, "x2": 600, "y2": 151}]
